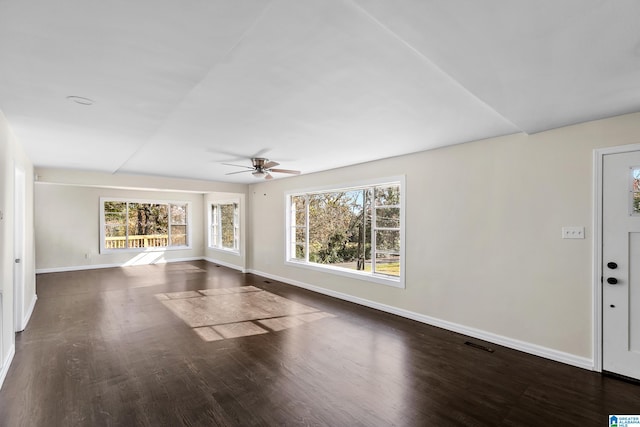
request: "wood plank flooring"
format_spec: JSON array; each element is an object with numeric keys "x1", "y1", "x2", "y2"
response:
[{"x1": 0, "y1": 260, "x2": 639, "y2": 426}]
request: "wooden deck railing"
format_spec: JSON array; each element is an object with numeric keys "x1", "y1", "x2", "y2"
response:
[{"x1": 105, "y1": 235, "x2": 169, "y2": 249}]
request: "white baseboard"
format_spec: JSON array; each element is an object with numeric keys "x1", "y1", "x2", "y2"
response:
[
  {"x1": 0, "y1": 344, "x2": 15, "y2": 391},
  {"x1": 34, "y1": 260, "x2": 593, "y2": 371},
  {"x1": 35, "y1": 256, "x2": 246, "y2": 275},
  {"x1": 203, "y1": 257, "x2": 247, "y2": 273},
  {"x1": 36, "y1": 256, "x2": 204, "y2": 274},
  {"x1": 248, "y1": 269, "x2": 594, "y2": 371}
]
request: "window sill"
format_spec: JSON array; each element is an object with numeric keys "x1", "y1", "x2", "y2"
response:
[
  {"x1": 285, "y1": 259, "x2": 404, "y2": 289},
  {"x1": 100, "y1": 246, "x2": 192, "y2": 255},
  {"x1": 208, "y1": 247, "x2": 241, "y2": 256}
]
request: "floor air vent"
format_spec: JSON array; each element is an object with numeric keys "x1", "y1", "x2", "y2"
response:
[{"x1": 464, "y1": 341, "x2": 494, "y2": 353}]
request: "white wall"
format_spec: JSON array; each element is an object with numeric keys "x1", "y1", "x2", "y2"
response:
[
  {"x1": 26, "y1": 112, "x2": 640, "y2": 370},
  {"x1": 0, "y1": 111, "x2": 36, "y2": 385},
  {"x1": 247, "y1": 112, "x2": 640, "y2": 366},
  {"x1": 35, "y1": 185, "x2": 206, "y2": 270},
  {"x1": 34, "y1": 169, "x2": 247, "y2": 272}
]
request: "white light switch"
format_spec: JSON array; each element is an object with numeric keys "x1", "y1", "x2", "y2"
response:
[{"x1": 562, "y1": 226, "x2": 585, "y2": 239}]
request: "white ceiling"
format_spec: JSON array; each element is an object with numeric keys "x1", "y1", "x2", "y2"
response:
[{"x1": 1, "y1": 0, "x2": 639, "y2": 183}]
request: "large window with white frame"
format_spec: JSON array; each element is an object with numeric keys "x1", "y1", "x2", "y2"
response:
[
  {"x1": 100, "y1": 198, "x2": 190, "y2": 253},
  {"x1": 286, "y1": 177, "x2": 404, "y2": 288},
  {"x1": 210, "y1": 201, "x2": 240, "y2": 253}
]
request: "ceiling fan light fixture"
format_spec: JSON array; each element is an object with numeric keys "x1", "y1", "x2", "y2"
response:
[{"x1": 223, "y1": 155, "x2": 300, "y2": 180}]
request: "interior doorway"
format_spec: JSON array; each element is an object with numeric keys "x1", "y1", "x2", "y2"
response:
[{"x1": 13, "y1": 166, "x2": 25, "y2": 332}]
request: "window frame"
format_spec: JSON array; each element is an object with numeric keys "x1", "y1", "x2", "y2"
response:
[
  {"x1": 630, "y1": 166, "x2": 640, "y2": 216},
  {"x1": 208, "y1": 199, "x2": 241, "y2": 254},
  {"x1": 99, "y1": 197, "x2": 192, "y2": 254},
  {"x1": 285, "y1": 176, "x2": 405, "y2": 288}
]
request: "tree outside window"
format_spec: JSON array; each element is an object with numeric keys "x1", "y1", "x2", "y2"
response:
[
  {"x1": 288, "y1": 181, "x2": 402, "y2": 282},
  {"x1": 211, "y1": 202, "x2": 239, "y2": 252},
  {"x1": 102, "y1": 200, "x2": 189, "y2": 250}
]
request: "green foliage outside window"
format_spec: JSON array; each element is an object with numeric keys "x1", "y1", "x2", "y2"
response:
[
  {"x1": 211, "y1": 202, "x2": 239, "y2": 251},
  {"x1": 633, "y1": 169, "x2": 640, "y2": 214},
  {"x1": 103, "y1": 201, "x2": 188, "y2": 249},
  {"x1": 291, "y1": 183, "x2": 401, "y2": 277}
]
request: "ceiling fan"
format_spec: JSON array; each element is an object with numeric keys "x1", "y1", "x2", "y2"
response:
[{"x1": 223, "y1": 158, "x2": 301, "y2": 180}]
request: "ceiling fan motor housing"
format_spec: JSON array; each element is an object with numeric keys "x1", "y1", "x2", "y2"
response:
[
  {"x1": 224, "y1": 157, "x2": 299, "y2": 179},
  {"x1": 252, "y1": 158, "x2": 267, "y2": 168}
]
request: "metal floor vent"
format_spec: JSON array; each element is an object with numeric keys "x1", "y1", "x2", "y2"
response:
[{"x1": 464, "y1": 341, "x2": 494, "y2": 353}]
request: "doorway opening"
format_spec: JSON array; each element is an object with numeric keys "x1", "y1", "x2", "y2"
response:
[{"x1": 13, "y1": 166, "x2": 25, "y2": 332}]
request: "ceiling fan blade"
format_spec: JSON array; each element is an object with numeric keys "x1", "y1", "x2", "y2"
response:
[
  {"x1": 263, "y1": 161, "x2": 280, "y2": 169},
  {"x1": 265, "y1": 172, "x2": 274, "y2": 180},
  {"x1": 222, "y1": 163, "x2": 254, "y2": 170},
  {"x1": 252, "y1": 148, "x2": 270, "y2": 158},
  {"x1": 205, "y1": 149, "x2": 246, "y2": 162},
  {"x1": 225, "y1": 170, "x2": 254, "y2": 175},
  {"x1": 269, "y1": 168, "x2": 301, "y2": 175}
]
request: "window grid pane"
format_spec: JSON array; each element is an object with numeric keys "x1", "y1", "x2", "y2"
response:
[
  {"x1": 633, "y1": 168, "x2": 640, "y2": 215},
  {"x1": 211, "y1": 205, "x2": 219, "y2": 247},
  {"x1": 104, "y1": 201, "x2": 127, "y2": 249},
  {"x1": 375, "y1": 207, "x2": 400, "y2": 228},
  {"x1": 170, "y1": 204, "x2": 188, "y2": 246},
  {"x1": 221, "y1": 204, "x2": 235, "y2": 249},
  {"x1": 374, "y1": 252, "x2": 400, "y2": 277}
]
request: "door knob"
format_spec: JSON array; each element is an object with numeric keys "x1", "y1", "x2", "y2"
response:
[
  {"x1": 607, "y1": 262, "x2": 618, "y2": 269},
  {"x1": 607, "y1": 277, "x2": 618, "y2": 285},
  {"x1": 14, "y1": 259, "x2": 20, "y2": 264}
]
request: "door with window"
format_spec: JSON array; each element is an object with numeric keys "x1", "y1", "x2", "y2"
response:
[{"x1": 602, "y1": 150, "x2": 640, "y2": 380}]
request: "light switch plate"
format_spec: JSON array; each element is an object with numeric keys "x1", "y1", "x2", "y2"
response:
[{"x1": 562, "y1": 226, "x2": 585, "y2": 239}]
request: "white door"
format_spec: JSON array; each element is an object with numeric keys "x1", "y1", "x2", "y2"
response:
[
  {"x1": 13, "y1": 166, "x2": 25, "y2": 332},
  {"x1": 602, "y1": 150, "x2": 640, "y2": 379},
  {"x1": 0, "y1": 293, "x2": 3, "y2": 359}
]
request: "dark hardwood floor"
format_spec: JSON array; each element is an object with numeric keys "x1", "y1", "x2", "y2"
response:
[{"x1": 0, "y1": 260, "x2": 638, "y2": 426}]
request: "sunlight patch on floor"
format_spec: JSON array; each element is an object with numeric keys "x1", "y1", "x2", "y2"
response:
[{"x1": 156, "y1": 286, "x2": 335, "y2": 341}]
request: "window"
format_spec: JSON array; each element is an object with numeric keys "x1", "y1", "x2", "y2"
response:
[
  {"x1": 632, "y1": 167, "x2": 640, "y2": 215},
  {"x1": 100, "y1": 198, "x2": 190, "y2": 252},
  {"x1": 210, "y1": 201, "x2": 239, "y2": 252},
  {"x1": 286, "y1": 177, "x2": 404, "y2": 287}
]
